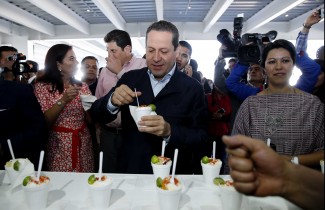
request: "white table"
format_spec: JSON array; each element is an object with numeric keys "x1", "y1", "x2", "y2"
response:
[{"x1": 0, "y1": 171, "x2": 301, "y2": 210}]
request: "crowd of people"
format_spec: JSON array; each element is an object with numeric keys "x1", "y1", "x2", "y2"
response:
[{"x1": 0, "y1": 9, "x2": 323, "y2": 210}]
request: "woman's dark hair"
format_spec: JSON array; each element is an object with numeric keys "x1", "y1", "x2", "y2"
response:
[
  {"x1": 261, "y1": 39, "x2": 296, "y2": 68},
  {"x1": 38, "y1": 44, "x2": 80, "y2": 93}
]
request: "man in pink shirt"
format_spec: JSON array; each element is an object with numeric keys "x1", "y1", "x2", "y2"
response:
[{"x1": 95, "y1": 29, "x2": 146, "y2": 173}]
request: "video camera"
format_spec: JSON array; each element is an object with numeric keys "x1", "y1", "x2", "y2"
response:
[
  {"x1": 217, "y1": 17, "x2": 277, "y2": 64},
  {"x1": 8, "y1": 53, "x2": 38, "y2": 76}
]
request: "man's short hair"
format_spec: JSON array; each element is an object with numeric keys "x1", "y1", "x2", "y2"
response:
[
  {"x1": 189, "y1": 59, "x2": 198, "y2": 71},
  {"x1": 228, "y1": 58, "x2": 237, "y2": 63},
  {"x1": 0, "y1": 46, "x2": 18, "y2": 58},
  {"x1": 104, "y1": 29, "x2": 132, "y2": 49},
  {"x1": 81, "y1": 56, "x2": 98, "y2": 64},
  {"x1": 146, "y1": 20, "x2": 179, "y2": 51},
  {"x1": 179, "y1": 41, "x2": 192, "y2": 56}
]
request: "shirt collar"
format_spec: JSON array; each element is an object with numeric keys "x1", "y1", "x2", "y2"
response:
[{"x1": 147, "y1": 63, "x2": 176, "y2": 82}]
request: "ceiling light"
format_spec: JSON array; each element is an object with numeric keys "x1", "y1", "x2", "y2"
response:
[
  {"x1": 285, "y1": 14, "x2": 289, "y2": 17},
  {"x1": 86, "y1": 9, "x2": 90, "y2": 12}
]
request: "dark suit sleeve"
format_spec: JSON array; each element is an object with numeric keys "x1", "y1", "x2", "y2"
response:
[
  {"x1": 1, "y1": 83, "x2": 48, "y2": 169},
  {"x1": 168, "y1": 83, "x2": 209, "y2": 148},
  {"x1": 89, "y1": 88, "x2": 118, "y2": 124}
]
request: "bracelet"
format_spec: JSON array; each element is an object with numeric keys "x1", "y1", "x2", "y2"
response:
[{"x1": 303, "y1": 23, "x2": 311, "y2": 29}]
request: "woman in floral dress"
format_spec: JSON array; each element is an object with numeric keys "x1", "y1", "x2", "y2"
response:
[{"x1": 34, "y1": 44, "x2": 94, "y2": 172}]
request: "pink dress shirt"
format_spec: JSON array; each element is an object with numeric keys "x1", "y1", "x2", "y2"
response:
[{"x1": 95, "y1": 56, "x2": 146, "y2": 127}]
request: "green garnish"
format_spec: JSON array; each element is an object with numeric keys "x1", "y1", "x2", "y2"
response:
[
  {"x1": 156, "y1": 177, "x2": 163, "y2": 188},
  {"x1": 148, "y1": 104, "x2": 156, "y2": 112},
  {"x1": 213, "y1": 177, "x2": 226, "y2": 186},
  {"x1": 13, "y1": 160, "x2": 20, "y2": 171},
  {"x1": 201, "y1": 156, "x2": 209, "y2": 164},
  {"x1": 23, "y1": 176, "x2": 31, "y2": 186},
  {"x1": 151, "y1": 155, "x2": 159, "y2": 164},
  {"x1": 88, "y1": 174, "x2": 96, "y2": 185}
]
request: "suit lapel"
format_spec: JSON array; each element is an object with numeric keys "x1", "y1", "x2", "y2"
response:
[{"x1": 155, "y1": 69, "x2": 183, "y2": 99}]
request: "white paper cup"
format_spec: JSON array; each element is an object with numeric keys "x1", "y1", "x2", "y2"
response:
[
  {"x1": 88, "y1": 179, "x2": 113, "y2": 209},
  {"x1": 23, "y1": 182, "x2": 50, "y2": 210},
  {"x1": 320, "y1": 160, "x2": 324, "y2": 174},
  {"x1": 151, "y1": 161, "x2": 172, "y2": 180},
  {"x1": 219, "y1": 185, "x2": 243, "y2": 210},
  {"x1": 135, "y1": 107, "x2": 152, "y2": 126},
  {"x1": 4, "y1": 165, "x2": 20, "y2": 184},
  {"x1": 201, "y1": 160, "x2": 222, "y2": 186},
  {"x1": 156, "y1": 186, "x2": 182, "y2": 210}
]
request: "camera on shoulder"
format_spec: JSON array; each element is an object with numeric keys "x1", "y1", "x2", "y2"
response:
[
  {"x1": 8, "y1": 53, "x2": 38, "y2": 76},
  {"x1": 217, "y1": 17, "x2": 277, "y2": 64}
]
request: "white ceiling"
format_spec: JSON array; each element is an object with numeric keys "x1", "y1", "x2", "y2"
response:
[{"x1": 0, "y1": 0, "x2": 324, "y2": 62}]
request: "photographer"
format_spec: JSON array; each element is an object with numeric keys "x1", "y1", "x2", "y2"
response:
[
  {"x1": 219, "y1": 25, "x2": 320, "y2": 101},
  {"x1": 0, "y1": 46, "x2": 17, "y2": 81}
]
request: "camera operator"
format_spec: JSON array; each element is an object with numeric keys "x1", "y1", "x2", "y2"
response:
[
  {"x1": 219, "y1": 18, "x2": 320, "y2": 101},
  {"x1": 0, "y1": 46, "x2": 17, "y2": 81}
]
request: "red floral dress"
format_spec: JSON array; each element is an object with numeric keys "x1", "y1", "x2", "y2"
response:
[{"x1": 34, "y1": 82, "x2": 94, "y2": 172}]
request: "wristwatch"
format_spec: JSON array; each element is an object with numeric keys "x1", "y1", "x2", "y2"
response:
[
  {"x1": 291, "y1": 156, "x2": 299, "y2": 165},
  {"x1": 56, "y1": 100, "x2": 64, "y2": 106}
]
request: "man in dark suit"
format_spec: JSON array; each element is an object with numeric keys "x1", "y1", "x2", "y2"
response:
[
  {"x1": 0, "y1": 79, "x2": 47, "y2": 169},
  {"x1": 90, "y1": 20, "x2": 208, "y2": 174}
]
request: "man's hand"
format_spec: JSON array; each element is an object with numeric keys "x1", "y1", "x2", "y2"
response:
[
  {"x1": 106, "y1": 54, "x2": 123, "y2": 74},
  {"x1": 184, "y1": 64, "x2": 193, "y2": 77},
  {"x1": 138, "y1": 115, "x2": 171, "y2": 137},
  {"x1": 111, "y1": 84, "x2": 141, "y2": 107},
  {"x1": 304, "y1": 9, "x2": 321, "y2": 29}
]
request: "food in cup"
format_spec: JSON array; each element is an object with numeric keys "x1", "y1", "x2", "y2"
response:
[
  {"x1": 215, "y1": 177, "x2": 243, "y2": 210},
  {"x1": 22, "y1": 175, "x2": 50, "y2": 186},
  {"x1": 88, "y1": 174, "x2": 111, "y2": 186},
  {"x1": 22, "y1": 175, "x2": 50, "y2": 210},
  {"x1": 87, "y1": 174, "x2": 113, "y2": 208},
  {"x1": 5, "y1": 158, "x2": 33, "y2": 172},
  {"x1": 151, "y1": 155, "x2": 171, "y2": 165},
  {"x1": 213, "y1": 177, "x2": 232, "y2": 186},
  {"x1": 156, "y1": 176, "x2": 182, "y2": 191},
  {"x1": 201, "y1": 156, "x2": 221, "y2": 165},
  {"x1": 201, "y1": 156, "x2": 222, "y2": 185},
  {"x1": 5, "y1": 158, "x2": 35, "y2": 185}
]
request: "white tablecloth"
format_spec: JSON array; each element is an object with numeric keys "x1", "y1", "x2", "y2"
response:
[{"x1": 0, "y1": 170, "x2": 302, "y2": 210}]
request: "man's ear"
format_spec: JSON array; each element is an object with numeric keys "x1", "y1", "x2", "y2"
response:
[{"x1": 124, "y1": 45, "x2": 132, "y2": 54}]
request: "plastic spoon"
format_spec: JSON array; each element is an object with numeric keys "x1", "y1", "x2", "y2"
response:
[
  {"x1": 161, "y1": 140, "x2": 166, "y2": 157},
  {"x1": 134, "y1": 88, "x2": 139, "y2": 107},
  {"x1": 98, "y1": 151, "x2": 103, "y2": 178},
  {"x1": 170, "y1": 149, "x2": 178, "y2": 184},
  {"x1": 36, "y1": 151, "x2": 44, "y2": 181},
  {"x1": 267, "y1": 138, "x2": 271, "y2": 147},
  {"x1": 212, "y1": 141, "x2": 216, "y2": 160},
  {"x1": 7, "y1": 139, "x2": 15, "y2": 160}
]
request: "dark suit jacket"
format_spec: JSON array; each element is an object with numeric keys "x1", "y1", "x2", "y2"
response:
[
  {"x1": 90, "y1": 67, "x2": 208, "y2": 174},
  {"x1": 0, "y1": 80, "x2": 47, "y2": 169}
]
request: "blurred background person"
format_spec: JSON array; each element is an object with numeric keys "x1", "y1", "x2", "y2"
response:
[
  {"x1": 80, "y1": 56, "x2": 99, "y2": 96},
  {"x1": 34, "y1": 44, "x2": 94, "y2": 172},
  {"x1": 0, "y1": 46, "x2": 18, "y2": 81},
  {"x1": 95, "y1": 29, "x2": 146, "y2": 173},
  {"x1": 205, "y1": 83, "x2": 231, "y2": 174}
]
